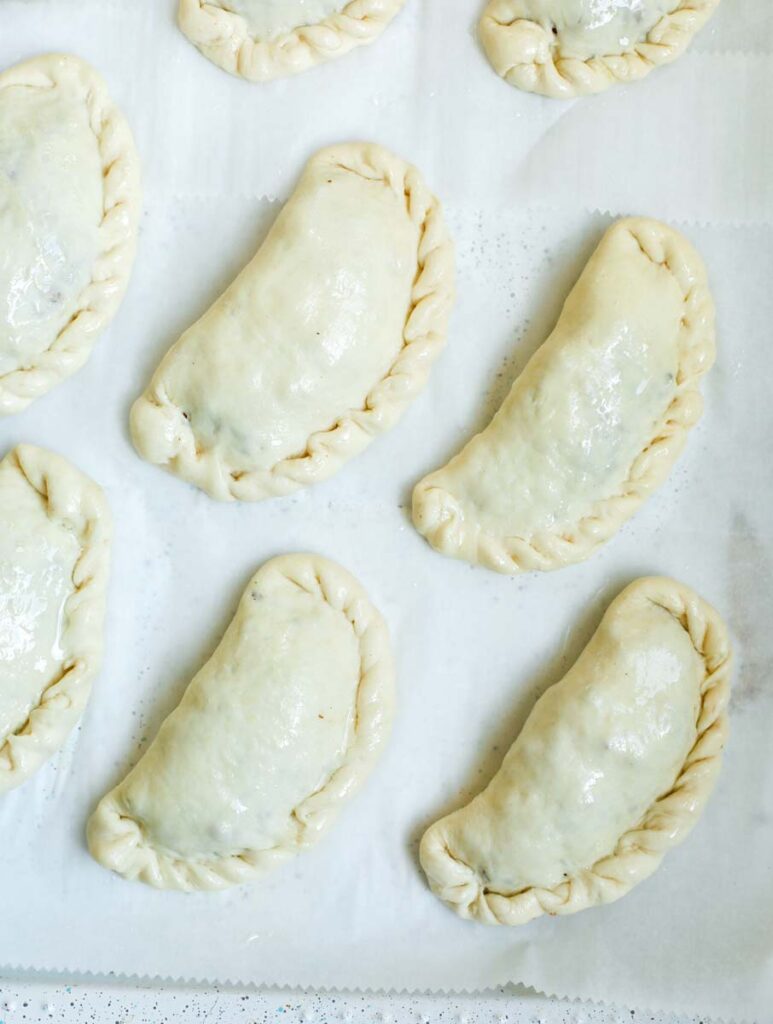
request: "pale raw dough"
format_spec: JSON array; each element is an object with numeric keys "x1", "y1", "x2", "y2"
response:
[
  {"x1": 479, "y1": 0, "x2": 721, "y2": 98},
  {"x1": 413, "y1": 218, "x2": 715, "y2": 575},
  {"x1": 526, "y1": 0, "x2": 678, "y2": 60},
  {"x1": 420, "y1": 577, "x2": 731, "y2": 925},
  {"x1": 131, "y1": 142, "x2": 454, "y2": 502},
  {"x1": 178, "y1": 0, "x2": 407, "y2": 81},
  {"x1": 0, "y1": 445, "x2": 111, "y2": 794},
  {"x1": 215, "y1": 0, "x2": 348, "y2": 39},
  {"x1": 0, "y1": 54, "x2": 140, "y2": 415},
  {"x1": 87, "y1": 554, "x2": 395, "y2": 890}
]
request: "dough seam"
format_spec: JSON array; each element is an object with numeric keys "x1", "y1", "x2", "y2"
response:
[
  {"x1": 86, "y1": 554, "x2": 394, "y2": 891},
  {"x1": 0, "y1": 54, "x2": 141, "y2": 416},
  {"x1": 0, "y1": 445, "x2": 111, "y2": 793},
  {"x1": 479, "y1": 0, "x2": 720, "y2": 98},
  {"x1": 420, "y1": 577, "x2": 731, "y2": 926},
  {"x1": 412, "y1": 218, "x2": 715, "y2": 575},
  {"x1": 178, "y1": 0, "x2": 407, "y2": 81},
  {"x1": 139, "y1": 143, "x2": 455, "y2": 502}
]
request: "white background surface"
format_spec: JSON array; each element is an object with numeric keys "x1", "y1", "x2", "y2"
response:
[
  {"x1": 0, "y1": 977, "x2": 709, "y2": 1024},
  {"x1": 1, "y1": 1, "x2": 771, "y2": 1022}
]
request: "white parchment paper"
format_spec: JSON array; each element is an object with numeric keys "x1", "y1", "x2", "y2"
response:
[{"x1": 1, "y1": 2, "x2": 772, "y2": 1022}]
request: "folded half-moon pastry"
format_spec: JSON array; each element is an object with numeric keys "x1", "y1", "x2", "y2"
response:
[
  {"x1": 420, "y1": 576, "x2": 731, "y2": 925},
  {"x1": 0, "y1": 54, "x2": 140, "y2": 415},
  {"x1": 178, "y1": 0, "x2": 407, "y2": 81},
  {"x1": 131, "y1": 142, "x2": 454, "y2": 501},
  {"x1": 479, "y1": 0, "x2": 721, "y2": 98},
  {"x1": 87, "y1": 554, "x2": 394, "y2": 890},
  {"x1": 413, "y1": 218, "x2": 715, "y2": 575},
  {"x1": 0, "y1": 445, "x2": 111, "y2": 794}
]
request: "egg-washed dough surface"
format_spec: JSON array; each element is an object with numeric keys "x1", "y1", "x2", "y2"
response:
[
  {"x1": 0, "y1": 79, "x2": 101, "y2": 378},
  {"x1": 131, "y1": 142, "x2": 454, "y2": 502},
  {"x1": 0, "y1": 54, "x2": 140, "y2": 416},
  {"x1": 178, "y1": 0, "x2": 407, "y2": 81},
  {"x1": 0, "y1": 444, "x2": 111, "y2": 794},
  {"x1": 217, "y1": 0, "x2": 348, "y2": 39},
  {"x1": 413, "y1": 218, "x2": 715, "y2": 575},
  {"x1": 420, "y1": 576, "x2": 731, "y2": 925},
  {"x1": 479, "y1": 0, "x2": 721, "y2": 98},
  {"x1": 87, "y1": 553, "x2": 395, "y2": 891}
]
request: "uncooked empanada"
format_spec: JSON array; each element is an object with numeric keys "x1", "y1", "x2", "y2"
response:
[
  {"x1": 421, "y1": 576, "x2": 731, "y2": 925},
  {"x1": 479, "y1": 0, "x2": 720, "y2": 98},
  {"x1": 413, "y1": 218, "x2": 714, "y2": 575},
  {"x1": 178, "y1": 0, "x2": 407, "y2": 81},
  {"x1": 87, "y1": 554, "x2": 394, "y2": 890},
  {"x1": 131, "y1": 142, "x2": 454, "y2": 501},
  {"x1": 0, "y1": 445, "x2": 111, "y2": 794},
  {"x1": 0, "y1": 55, "x2": 140, "y2": 416}
]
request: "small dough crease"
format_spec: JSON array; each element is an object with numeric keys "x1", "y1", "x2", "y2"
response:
[
  {"x1": 479, "y1": 0, "x2": 721, "y2": 98},
  {"x1": 0, "y1": 445, "x2": 111, "y2": 794},
  {"x1": 178, "y1": 0, "x2": 408, "y2": 81},
  {"x1": 87, "y1": 554, "x2": 394, "y2": 891},
  {"x1": 413, "y1": 218, "x2": 715, "y2": 575},
  {"x1": 420, "y1": 577, "x2": 731, "y2": 925}
]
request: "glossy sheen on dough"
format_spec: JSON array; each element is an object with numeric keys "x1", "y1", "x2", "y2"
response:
[
  {"x1": 87, "y1": 554, "x2": 394, "y2": 890},
  {"x1": 479, "y1": 0, "x2": 721, "y2": 98},
  {"x1": 0, "y1": 54, "x2": 140, "y2": 415},
  {"x1": 131, "y1": 143, "x2": 454, "y2": 502},
  {"x1": 420, "y1": 577, "x2": 731, "y2": 925},
  {"x1": 0, "y1": 445, "x2": 111, "y2": 794},
  {"x1": 178, "y1": 0, "x2": 407, "y2": 81},
  {"x1": 413, "y1": 218, "x2": 715, "y2": 575}
]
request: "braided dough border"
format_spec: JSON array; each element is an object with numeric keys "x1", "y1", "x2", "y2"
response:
[
  {"x1": 0, "y1": 445, "x2": 112, "y2": 794},
  {"x1": 420, "y1": 576, "x2": 732, "y2": 925},
  {"x1": 131, "y1": 142, "x2": 455, "y2": 503},
  {"x1": 412, "y1": 218, "x2": 715, "y2": 575},
  {"x1": 86, "y1": 553, "x2": 395, "y2": 890},
  {"x1": 479, "y1": 0, "x2": 721, "y2": 98},
  {"x1": 0, "y1": 54, "x2": 141, "y2": 416},
  {"x1": 178, "y1": 0, "x2": 407, "y2": 81}
]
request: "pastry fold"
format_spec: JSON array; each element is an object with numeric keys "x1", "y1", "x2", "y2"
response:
[
  {"x1": 0, "y1": 54, "x2": 140, "y2": 415},
  {"x1": 178, "y1": 0, "x2": 407, "y2": 81},
  {"x1": 0, "y1": 445, "x2": 111, "y2": 794},
  {"x1": 413, "y1": 218, "x2": 715, "y2": 575},
  {"x1": 420, "y1": 577, "x2": 731, "y2": 925},
  {"x1": 131, "y1": 142, "x2": 454, "y2": 502},
  {"x1": 87, "y1": 554, "x2": 394, "y2": 891},
  {"x1": 479, "y1": 0, "x2": 721, "y2": 98}
]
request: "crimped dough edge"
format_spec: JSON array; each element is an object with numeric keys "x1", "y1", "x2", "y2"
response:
[
  {"x1": 0, "y1": 445, "x2": 112, "y2": 794},
  {"x1": 412, "y1": 217, "x2": 716, "y2": 575},
  {"x1": 478, "y1": 0, "x2": 721, "y2": 99},
  {"x1": 86, "y1": 553, "x2": 395, "y2": 891},
  {"x1": 131, "y1": 141, "x2": 455, "y2": 503},
  {"x1": 178, "y1": 0, "x2": 407, "y2": 81},
  {"x1": 419, "y1": 576, "x2": 732, "y2": 926},
  {"x1": 0, "y1": 54, "x2": 141, "y2": 416}
]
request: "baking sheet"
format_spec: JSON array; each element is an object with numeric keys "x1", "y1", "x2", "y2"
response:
[{"x1": 2, "y1": 2, "x2": 773, "y2": 1022}]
